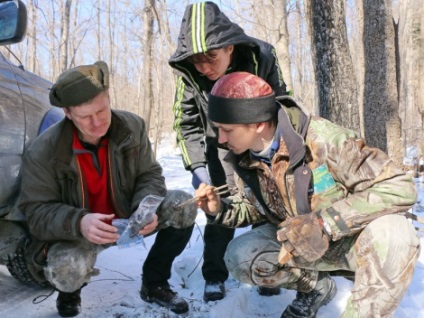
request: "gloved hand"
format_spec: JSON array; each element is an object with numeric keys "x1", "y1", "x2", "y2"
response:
[
  {"x1": 276, "y1": 213, "x2": 330, "y2": 264},
  {"x1": 191, "y1": 166, "x2": 211, "y2": 189}
]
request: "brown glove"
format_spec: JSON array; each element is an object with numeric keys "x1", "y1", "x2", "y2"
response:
[{"x1": 276, "y1": 212, "x2": 330, "y2": 264}]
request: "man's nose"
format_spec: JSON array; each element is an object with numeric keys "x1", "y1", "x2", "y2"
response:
[
  {"x1": 196, "y1": 62, "x2": 210, "y2": 74},
  {"x1": 91, "y1": 115, "x2": 102, "y2": 127},
  {"x1": 218, "y1": 132, "x2": 227, "y2": 144}
]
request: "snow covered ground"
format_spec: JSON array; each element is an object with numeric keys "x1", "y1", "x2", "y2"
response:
[{"x1": 0, "y1": 142, "x2": 423, "y2": 317}]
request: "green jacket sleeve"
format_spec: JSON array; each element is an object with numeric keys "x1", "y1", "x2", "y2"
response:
[
  {"x1": 172, "y1": 76, "x2": 208, "y2": 171},
  {"x1": 318, "y1": 131, "x2": 416, "y2": 241}
]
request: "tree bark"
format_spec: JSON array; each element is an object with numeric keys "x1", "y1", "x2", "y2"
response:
[
  {"x1": 362, "y1": 0, "x2": 402, "y2": 165},
  {"x1": 308, "y1": 0, "x2": 360, "y2": 133},
  {"x1": 397, "y1": 0, "x2": 424, "y2": 157},
  {"x1": 142, "y1": 0, "x2": 155, "y2": 134},
  {"x1": 59, "y1": 0, "x2": 72, "y2": 73},
  {"x1": 274, "y1": 0, "x2": 293, "y2": 93},
  {"x1": 27, "y1": 0, "x2": 37, "y2": 73}
]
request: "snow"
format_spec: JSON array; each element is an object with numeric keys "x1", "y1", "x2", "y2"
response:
[{"x1": 0, "y1": 140, "x2": 423, "y2": 318}]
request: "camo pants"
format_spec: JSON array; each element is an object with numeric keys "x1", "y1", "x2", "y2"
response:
[
  {"x1": 225, "y1": 214, "x2": 420, "y2": 318},
  {"x1": 43, "y1": 189, "x2": 197, "y2": 292}
]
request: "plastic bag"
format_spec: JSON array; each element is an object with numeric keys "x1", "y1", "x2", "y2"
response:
[{"x1": 114, "y1": 195, "x2": 165, "y2": 249}]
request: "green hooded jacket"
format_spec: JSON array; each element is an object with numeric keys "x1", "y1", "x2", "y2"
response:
[{"x1": 169, "y1": 1, "x2": 287, "y2": 172}]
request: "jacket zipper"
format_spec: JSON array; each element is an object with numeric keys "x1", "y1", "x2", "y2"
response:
[
  {"x1": 107, "y1": 144, "x2": 125, "y2": 218},
  {"x1": 75, "y1": 158, "x2": 86, "y2": 208}
]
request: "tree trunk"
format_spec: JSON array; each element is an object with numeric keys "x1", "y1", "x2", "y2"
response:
[
  {"x1": 59, "y1": 0, "x2": 72, "y2": 73},
  {"x1": 362, "y1": 0, "x2": 402, "y2": 165},
  {"x1": 397, "y1": 0, "x2": 424, "y2": 157},
  {"x1": 27, "y1": 0, "x2": 37, "y2": 73},
  {"x1": 142, "y1": 0, "x2": 155, "y2": 134},
  {"x1": 293, "y1": 0, "x2": 315, "y2": 113},
  {"x1": 274, "y1": 0, "x2": 293, "y2": 93},
  {"x1": 48, "y1": 0, "x2": 57, "y2": 81},
  {"x1": 97, "y1": 3, "x2": 101, "y2": 61},
  {"x1": 308, "y1": 0, "x2": 360, "y2": 133},
  {"x1": 107, "y1": 0, "x2": 117, "y2": 107}
]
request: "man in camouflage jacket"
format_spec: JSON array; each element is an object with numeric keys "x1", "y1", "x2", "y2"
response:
[{"x1": 195, "y1": 72, "x2": 420, "y2": 318}]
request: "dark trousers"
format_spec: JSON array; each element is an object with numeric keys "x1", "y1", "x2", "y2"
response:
[
  {"x1": 142, "y1": 225, "x2": 194, "y2": 287},
  {"x1": 202, "y1": 146, "x2": 236, "y2": 282}
]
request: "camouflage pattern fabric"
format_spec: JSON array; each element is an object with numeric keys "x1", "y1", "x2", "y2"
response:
[{"x1": 225, "y1": 215, "x2": 419, "y2": 317}]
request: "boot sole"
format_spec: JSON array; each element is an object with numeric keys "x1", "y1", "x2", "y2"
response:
[{"x1": 140, "y1": 292, "x2": 189, "y2": 314}]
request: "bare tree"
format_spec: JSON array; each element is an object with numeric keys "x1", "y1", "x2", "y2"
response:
[
  {"x1": 291, "y1": 0, "x2": 315, "y2": 112},
  {"x1": 107, "y1": 0, "x2": 117, "y2": 106},
  {"x1": 397, "y1": 0, "x2": 424, "y2": 157},
  {"x1": 27, "y1": 0, "x2": 37, "y2": 73},
  {"x1": 96, "y1": 3, "x2": 101, "y2": 61},
  {"x1": 142, "y1": 0, "x2": 156, "y2": 133},
  {"x1": 347, "y1": 0, "x2": 365, "y2": 137},
  {"x1": 59, "y1": 0, "x2": 72, "y2": 72},
  {"x1": 362, "y1": 0, "x2": 402, "y2": 165},
  {"x1": 274, "y1": 0, "x2": 293, "y2": 93},
  {"x1": 48, "y1": 0, "x2": 58, "y2": 80},
  {"x1": 308, "y1": 0, "x2": 360, "y2": 133},
  {"x1": 10, "y1": 0, "x2": 424, "y2": 160}
]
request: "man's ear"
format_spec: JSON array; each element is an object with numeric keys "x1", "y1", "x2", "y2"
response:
[
  {"x1": 227, "y1": 45, "x2": 234, "y2": 54},
  {"x1": 255, "y1": 122, "x2": 266, "y2": 133},
  {"x1": 63, "y1": 107, "x2": 72, "y2": 120}
]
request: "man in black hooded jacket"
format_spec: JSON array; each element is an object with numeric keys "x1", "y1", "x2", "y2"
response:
[{"x1": 169, "y1": 1, "x2": 288, "y2": 301}]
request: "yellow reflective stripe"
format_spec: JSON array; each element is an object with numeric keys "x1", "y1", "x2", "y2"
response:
[
  {"x1": 172, "y1": 77, "x2": 191, "y2": 167},
  {"x1": 200, "y1": 2, "x2": 207, "y2": 52},
  {"x1": 191, "y1": 2, "x2": 207, "y2": 54},
  {"x1": 191, "y1": 3, "x2": 199, "y2": 53},
  {"x1": 251, "y1": 52, "x2": 259, "y2": 75}
]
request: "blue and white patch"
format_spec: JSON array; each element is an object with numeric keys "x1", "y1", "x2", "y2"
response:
[{"x1": 312, "y1": 164, "x2": 336, "y2": 194}]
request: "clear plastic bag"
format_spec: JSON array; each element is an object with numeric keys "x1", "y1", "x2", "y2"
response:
[{"x1": 114, "y1": 195, "x2": 165, "y2": 249}]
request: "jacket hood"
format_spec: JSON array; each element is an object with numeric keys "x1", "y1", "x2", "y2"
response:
[{"x1": 169, "y1": 2, "x2": 256, "y2": 67}]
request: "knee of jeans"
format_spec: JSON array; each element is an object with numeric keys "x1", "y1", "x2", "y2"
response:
[
  {"x1": 158, "y1": 190, "x2": 197, "y2": 229},
  {"x1": 44, "y1": 242, "x2": 97, "y2": 292}
]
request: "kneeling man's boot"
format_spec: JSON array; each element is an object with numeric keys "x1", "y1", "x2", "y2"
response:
[
  {"x1": 56, "y1": 288, "x2": 82, "y2": 317},
  {"x1": 281, "y1": 272, "x2": 337, "y2": 318}
]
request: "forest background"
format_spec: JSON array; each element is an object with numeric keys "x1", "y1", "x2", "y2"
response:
[{"x1": 1, "y1": 0, "x2": 423, "y2": 166}]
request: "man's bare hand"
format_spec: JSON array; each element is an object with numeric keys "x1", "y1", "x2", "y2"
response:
[
  {"x1": 138, "y1": 213, "x2": 158, "y2": 236},
  {"x1": 194, "y1": 183, "x2": 222, "y2": 216},
  {"x1": 80, "y1": 213, "x2": 119, "y2": 244}
]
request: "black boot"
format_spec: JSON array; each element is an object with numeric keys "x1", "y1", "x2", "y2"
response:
[
  {"x1": 203, "y1": 281, "x2": 225, "y2": 302},
  {"x1": 140, "y1": 283, "x2": 189, "y2": 314},
  {"x1": 281, "y1": 272, "x2": 337, "y2": 318},
  {"x1": 258, "y1": 286, "x2": 281, "y2": 296},
  {"x1": 56, "y1": 288, "x2": 82, "y2": 317}
]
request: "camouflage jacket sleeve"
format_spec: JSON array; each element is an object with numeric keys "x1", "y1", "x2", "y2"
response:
[
  {"x1": 316, "y1": 129, "x2": 416, "y2": 241},
  {"x1": 211, "y1": 176, "x2": 270, "y2": 228}
]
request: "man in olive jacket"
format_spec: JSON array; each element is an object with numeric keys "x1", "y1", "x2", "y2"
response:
[
  {"x1": 195, "y1": 72, "x2": 420, "y2": 318},
  {"x1": 15, "y1": 61, "x2": 197, "y2": 317}
]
